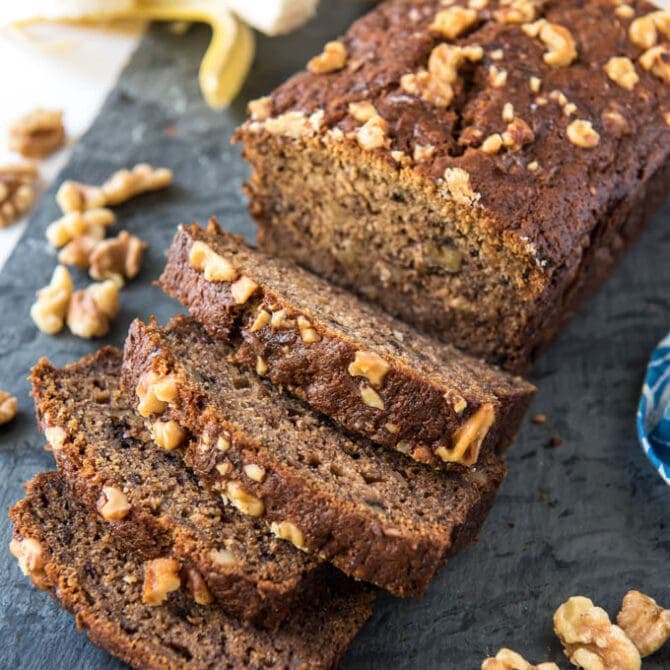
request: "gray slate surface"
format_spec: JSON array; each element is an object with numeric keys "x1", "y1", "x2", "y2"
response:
[{"x1": 1, "y1": 5, "x2": 669, "y2": 668}]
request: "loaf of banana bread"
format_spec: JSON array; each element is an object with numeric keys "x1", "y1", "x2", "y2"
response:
[
  {"x1": 30, "y1": 348, "x2": 327, "y2": 629},
  {"x1": 159, "y1": 221, "x2": 535, "y2": 469},
  {"x1": 122, "y1": 316, "x2": 507, "y2": 597},
  {"x1": 9, "y1": 472, "x2": 373, "y2": 670},
  {"x1": 236, "y1": 0, "x2": 670, "y2": 371}
]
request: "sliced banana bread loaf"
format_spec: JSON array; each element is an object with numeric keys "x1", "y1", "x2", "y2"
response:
[
  {"x1": 30, "y1": 348, "x2": 325, "y2": 629},
  {"x1": 9, "y1": 472, "x2": 373, "y2": 670},
  {"x1": 236, "y1": 0, "x2": 670, "y2": 372},
  {"x1": 122, "y1": 316, "x2": 507, "y2": 597},
  {"x1": 159, "y1": 221, "x2": 535, "y2": 469}
]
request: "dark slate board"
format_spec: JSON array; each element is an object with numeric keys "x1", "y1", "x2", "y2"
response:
[{"x1": 1, "y1": 5, "x2": 669, "y2": 668}]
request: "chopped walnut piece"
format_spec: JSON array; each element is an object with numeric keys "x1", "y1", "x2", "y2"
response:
[
  {"x1": 256, "y1": 356, "x2": 268, "y2": 376},
  {"x1": 44, "y1": 425, "x2": 67, "y2": 451},
  {"x1": 89, "y1": 231, "x2": 148, "y2": 284},
  {"x1": 348, "y1": 101, "x2": 378, "y2": 123},
  {"x1": 307, "y1": 41, "x2": 348, "y2": 74},
  {"x1": 348, "y1": 351, "x2": 390, "y2": 387},
  {"x1": 189, "y1": 240, "x2": 238, "y2": 282},
  {"x1": 136, "y1": 371, "x2": 180, "y2": 417},
  {"x1": 46, "y1": 208, "x2": 115, "y2": 248},
  {"x1": 524, "y1": 19, "x2": 577, "y2": 68},
  {"x1": 56, "y1": 180, "x2": 106, "y2": 213},
  {"x1": 356, "y1": 114, "x2": 388, "y2": 151},
  {"x1": 102, "y1": 163, "x2": 173, "y2": 206},
  {"x1": 488, "y1": 65, "x2": 508, "y2": 88},
  {"x1": 9, "y1": 109, "x2": 65, "y2": 159},
  {"x1": 529, "y1": 76, "x2": 542, "y2": 93},
  {"x1": 226, "y1": 481, "x2": 265, "y2": 517},
  {"x1": 429, "y1": 7, "x2": 478, "y2": 40},
  {"x1": 554, "y1": 596, "x2": 641, "y2": 670},
  {"x1": 615, "y1": 4, "x2": 635, "y2": 19},
  {"x1": 413, "y1": 144, "x2": 436, "y2": 162},
  {"x1": 436, "y1": 402, "x2": 494, "y2": 466},
  {"x1": 270, "y1": 309, "x2": 287, "y2": 330},
  {"x1": 271, "y1": 521, "x2": 305, "y2": 549},
  {"x1": 360, "y1": 384, "x2": 384, "y2": 410},
  {"x1": 209, "y1": 548, "x2": 235, "y2": 566},
  {"x1": 601, "y1": 106, "x2": 631, "y2": 136},
  {"x1": 10, "y1": 537, "x2": 48, "y2": 590},
  {"x1": 604, "y1": 57, "x2": 639, "y2": 90},
  {"x1": 142, "y1": 557, "x2": 182, "y2": 606},
  {"x1": 629, "y1": 12, "x2": 670, "y2": 50},
  {"x1": 184, "y1": 566, "x2": 213, "y2": 605},
  {"x1": 502, "y1": 118, "x2": 535, "y2": 151},
  {"x1": 0, "y1": 391, "x2": 18, "y2": 426},
  {"x1": 250, "y1": 309, "x2": 271, "y2": 332},
  {"x1": 243, "y1": 463, "x2": 266, "y2": 483},
  {"x1": 617, "y1": 590, "x2": 670, "y2": 657},
  {"x1": 494, "y1": 0, "x2": 538, "y2": 24},
  {"x1": 297, "y1": 315, "x2": 321, "y2": 343},
  {"x1": 0, "y1": 164, "x2": 37, "y2": 229},
  {"x1": 58, "y1": 235, "x2": 99, "y2": 269},
  {"x1": 150, "y1": 419, "x2": 187, "y2": 451},
  {"x1": 482, "y1": 648, "x2": 559, "y2": 670},
  {"x1": 66, "y1": 279, "x2": 120, "y2": 339},
  {"x1": 30, "y1": 265, "x2": 73, "y2": 335},
  {"x1": 230, "y1": 275, "x2": 259, "y2": 304},
  {"x1": 502, "y1": 102, "x2": 515, "y2": 123},
  {"x1": 566, "y1": 120, "x2": 601, "y2": 148},
  {"x1": 481, "y1": 133, "x2": 504, "y2": 154},
  {"x1": 639, "y1": 45, "x2": 670, "y2": 84},
  {"x1": 247, "y1": 96, "x2": 273, "y2": 122},
  {"x1": 442, "y1": 167, "x2": 480, "y2": 205},
  {"x1": 97, "y1": 485, "x2": 132, "y2": 521}
]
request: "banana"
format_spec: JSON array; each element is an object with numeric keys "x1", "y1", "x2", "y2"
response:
[{"x1": 0, "y1": 0, "x2": 319, "y2": 107}]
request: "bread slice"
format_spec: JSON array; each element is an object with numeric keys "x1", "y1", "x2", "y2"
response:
[
  {"x1": 122, "y1": 315, "x2": 507, "y2": 596},
  {"x1": 30, "y1": 347, "x2": 326, "y2": 629},
  {"x1": 235, "y1": 0, "x2": 670, "y2": 373},
  {"x1": 159, "y1": 220, "x2": 535, "y2": 469},
  {"x1": 9, "y1": 472, "x2": 373, "y2": 670}
]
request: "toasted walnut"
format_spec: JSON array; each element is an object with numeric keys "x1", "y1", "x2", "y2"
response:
[
  {"x1": 639, "y1": 45, "x2": 670, "y2": 83},
  {"x1": 615, "y1": 4, "x2": 635, "y2": 19},
  {"x1": 250, "y1": 309, "x2": 271, "y2": 333},
  {"x1": 30, "y1": 265, "x2": 73, "y2": 334},
  {"x1": 10, "y1": 537, "x2": 48, "y2": 589},
  {"x1": 270, "y1": 309, "x2": 287, "y2": 330},
  {"x1": 494, "y1": 0, "x2": 538, "y2": 24},
  {"x1": 256, "y1": 356, "x2": 268, "y2": 376},
  {"x1": 9, "y1": 109, "x2": 65, "y2": 159},
  {"x1": 226, "y1": 481, "x2": 265, "y2": 517},
  {"x1": 230, "y1": 275, "x2": 258, "y2": 305},
  {"x1": 150, "y1": 419, "x2": 187, "y2": 451},
  {"x1": 136, "y1": 371, "x2": 180, "y2": 417},
  {"x1": 44, "y1": 425, "x2": 67, "y2": 451},
  {"x1": 0, "y1": 391, "x2": 18, "y2": 426},
  {"x1": 247, "y1": 96, "x2": 273, "y2": 122},
  {"x1": 348, "y1": 351, "x2": 390, "y2": 388},
  {"x1": 442, "y1": 167, "x2": 480, "y2": 205},
  {"x1": 482, "y1": 648, "x2": 559, "y2": 670},
  {"x1": 567, "y1": 120, "x2": 600, "y2": 148},
  {"x1": 554, "y1": 596, "x2": 641, "y2": 670},
  {"x1": 46, "y1": 208, "x2": 115, "y2": 248},
  {"x1": 0, "y1": 164, "x2": 37, "y2": 229},
  {"x1": 183, "y1": 566, "x2": 213, "y2": 606},
  {"x1": 188, "y1": 241, "x2": 237, "y2": 282},
  {"x1": 259, "y1": 110, "x2": 324, "y2": 139},
  {"x1": 56, "y1": 180, "x2": 106, "y2": 213},
  {"x1": 617, "y1": 590, "x2": 670, "y2": 657},
  {"x1": 604, "y1": 57, "x2": 639, "y2": 90},
  {"x1": 488, "y1": 65, "x2": 508, "y2": 88},
  {"x1": 297, "y1": 315, "x2": 321, "y2": 343},
  {"x1": 629, "y1": 11, "x2": 670, "y2": 50},
  {"x1": 413, "y1": 144, "x2": 436, "y2": 161},
  {"x1": 244, "y1": 463, "x2": 266, "y2": 483},
  {"x1": 209, "y1": 548, "x2": 235, "y2": 566},
  {"x1": 89, "y1": 231, "x2": 147, "y2": 283},
  {"x1": 97, "y1": 485, "x2": 131, "y2": 521},
  {"x1": 271, "y1": 521, "x2": 305, "y2": 549},
  {"x1": 436, "y1": 403, "x2": 495, "y2": 466},
  {"x1": 502, "y1": 118, "x2": 535, "y2": 151},
  {"x1": 58, "y1": 235, "x2": 99, "y2": 269},
  {"x1": 308, "y1": 41, "x2": 347, "y2": 74},
  {"x1": 524, "y1": 20, "x2": 577, "y2": 68},
  {"x1": 348, "y1": 101, "x2": 378, "y2": 123},
  {"x1": 481, "y1": 133, "x2": 504, "y2": 154},
  {"x1": 430, "y1": 7, "x2": 478, "y2": 39},
  {"x1": 401, "y1": 44, "x2": 483, "y2": 108},
  {"x1": 142, "y1": 557, "x2": 182, "y2": 606},
  {"x1": 360, "y1": 384, "x2": 384, "y2": 410},
  {"x1": 356, "y1": 115, "x2": 388, "y2": 151},
  {"x1": 102, "y1": 163, "x2": 172, "y2": 206},
  {"x1": 67, "y1": 280, "x2": 120, "y2": 339}
]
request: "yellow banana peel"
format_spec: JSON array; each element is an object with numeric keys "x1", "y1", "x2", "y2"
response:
[{"x1": 1, "y1": 0, "x2": 327, "y2": 108}]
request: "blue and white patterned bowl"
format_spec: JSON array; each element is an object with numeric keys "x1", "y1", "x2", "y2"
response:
[{"x1": 637, "y1": 333, "x2": 670, "y2": 485}]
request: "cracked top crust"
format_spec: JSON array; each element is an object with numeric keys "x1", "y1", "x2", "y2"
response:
[{"x1": 241, "y1": 0, "x2": 670, "y2": 273}]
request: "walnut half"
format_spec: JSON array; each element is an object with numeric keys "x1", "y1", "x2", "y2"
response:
[
  {"x1": 617, "y1": 590, "x2": 670, "y2": 657},
  {"x1": 0, "y1": 391, "x2": 18, "y2": 426},
  {"x1": 0, "y1": 164, "x2": 37, "y2": 229},
  {"x1": 481, "y1": 648, "x2": 559, "y2": 670},
  {"x1": 9, "y1": 109, "x2": 65, "y2": 159}
]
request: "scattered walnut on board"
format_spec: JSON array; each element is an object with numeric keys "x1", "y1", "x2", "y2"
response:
[
  {"x1": 9, "y1": 109, "x2": 65, "y2": 159},
  {"x1": 0, "y1": 164, "x2": 38, "y2": 229},
  {"x1": 30, "y1": 265, "x2": 74, "y2": 335},
  {"x1": 617, "y1": 590, "x2": 670, "y2": 657},
  {"x1": 0, "y1": 391, "x2": 18, "y2": 426},
  {"x1": 481, "y1": 648, "x2": 559, "y2": 670},
  {"x1": 66, "y1": 279, "x2": 120, "y2": 339}
]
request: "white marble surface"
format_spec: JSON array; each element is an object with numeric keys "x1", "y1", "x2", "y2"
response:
[{"x1": 0, "y1": 21, "x2": 144, "y2": 270}]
